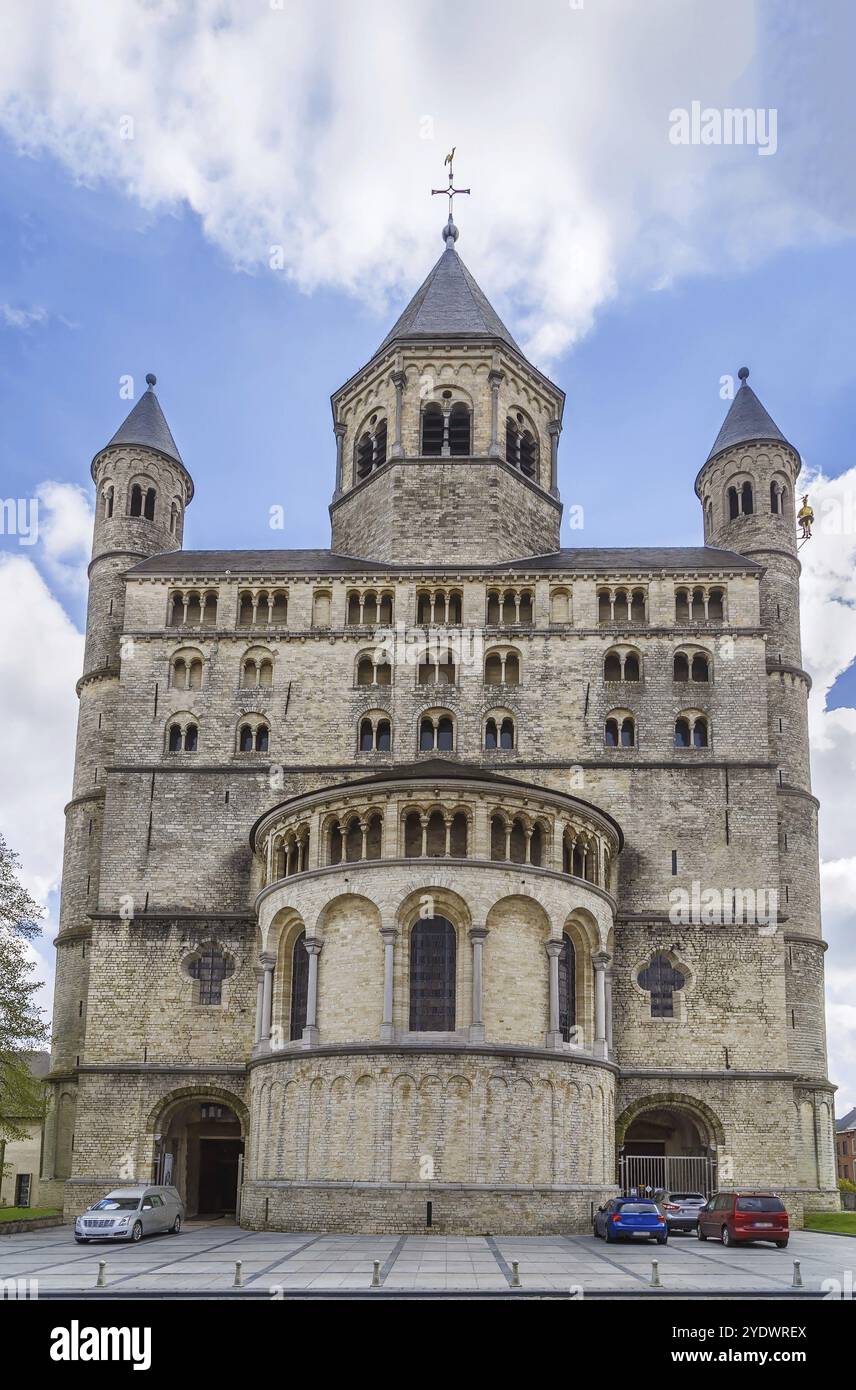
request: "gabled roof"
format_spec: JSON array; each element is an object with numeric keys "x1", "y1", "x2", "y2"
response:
[
  {"x1": 836, "y1": 1106, "x2": 856, "y2": 1133},
  {"x1": 375, "y1": 245, "x2": 520, "y2": 356},
  {"x1": 126, "y1": 545, "x2": 761, "y2": 578},
  {"x1": 707, "y1": 372, "x2": 794, "y2": 462},
  {"x1": 101, "y1": 377, "x2": 183, "y2": 465}
]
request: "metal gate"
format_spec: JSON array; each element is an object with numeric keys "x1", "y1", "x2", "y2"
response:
[{"x1": 619, "y1": 1154, "x2": 716, "y2": 1197}]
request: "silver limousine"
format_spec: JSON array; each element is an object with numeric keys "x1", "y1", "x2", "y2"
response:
[{"x1": 74, "y1": 1186, "x2": 185, "y2": 1243}]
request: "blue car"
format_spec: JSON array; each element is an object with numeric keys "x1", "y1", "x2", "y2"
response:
[{"x1": 593, "y1": 1198, "x2": 668, "y2": 1244}]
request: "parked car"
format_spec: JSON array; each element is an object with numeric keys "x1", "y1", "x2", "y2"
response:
[
  {"x1": 657, "y1": 1191, "x2": 708, "y2": 1234},
  {"x1": 696, "y1": 1192, "x2": 789, "y2": 1248},
  {"x1": 593, "y1": 1197, "x2": 668, "y2": 1244},
  {"x1": 74, "y1": 1186, "x2": 185, "y2": 1243}
]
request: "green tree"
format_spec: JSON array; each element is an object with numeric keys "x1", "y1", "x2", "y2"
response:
[{"x1": 0, "y1": 834, "x2": 48, "y2": 1144}]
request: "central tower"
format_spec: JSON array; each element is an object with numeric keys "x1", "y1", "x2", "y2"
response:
[{"x1": 329, "y1": 215, "x2": 565, "y2": 564}]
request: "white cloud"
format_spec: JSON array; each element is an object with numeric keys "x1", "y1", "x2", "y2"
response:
[
  {"x1": 0, "y1": 303, "x2": 48, "y2": 330},
  {"x1": 0, "y1": 555, "x2": 82, "y2": 908},
  {"x1": 799, "y1": 465, "x2": 856, "y2": 1114},
  {"x1": 34, "y1": 481, "x2": 93, "y2": 595},
  {"x1": 0, "y1": 0, "x2": 850, "y2": 365}
]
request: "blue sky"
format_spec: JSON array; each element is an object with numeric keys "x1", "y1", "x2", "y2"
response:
[{"x1": 0, "y1": 0, "x2": 854, "y2": 1110}]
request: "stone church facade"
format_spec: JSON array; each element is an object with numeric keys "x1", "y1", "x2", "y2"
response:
[{"x1": 42, "y1": 219, "x2": 838, "y2": 1233}]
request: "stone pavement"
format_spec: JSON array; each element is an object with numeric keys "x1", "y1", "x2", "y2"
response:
[{"x1": 0, "y1": 1222, "x2": 850, "y2": 1297}]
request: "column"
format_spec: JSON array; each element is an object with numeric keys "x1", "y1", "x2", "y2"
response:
[
  {"x1": 302, "y1": 937, "x2": 323, "y2": 1046},
  {"x1": 260, "y1": 952, "x2": 276, "y2": 1047},
  {"x1": 545, "y1": 940, "x2": 564, "y2": 1049},
  {"x1": 488, "y1": 367, "x2": 504, "y2": 456},
  {"x1": 390, "y1": 369, "x2": 405, "y2": 458},
  {"x1": 593, "y1": 951, "x2": 610, "y2": 1060},
  {"x1": 333, "y1": 421, "x2": 346, "y2": 495},
  {"x1": 605, "y1": 967, "x2": 614, "y2": 1056},
  {"x1": 547, "y1": 419, "x2": 562, "y2": 496},
  {"x1": 253, "y1": 968, "x2": 265, "y2": 1046},
  {"x1": 468, "y1": 927, "x2": 489, "y2": 1042},
  {"x1": 380, "y1": 926, "x2": 397, "y2": 1042}
]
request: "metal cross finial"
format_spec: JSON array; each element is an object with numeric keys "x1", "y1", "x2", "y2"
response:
[{"x1": 432, "y1": 147, "x2": 470, "y2": 240}]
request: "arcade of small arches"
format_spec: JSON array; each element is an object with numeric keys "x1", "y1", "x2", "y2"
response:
[
  {"x1": 168, "y1": 589, "x2": 219, "y2": 628},
  {"x1": 603, "y1": 710, "x2": 711, "y2": 750},
  {"x1": 100, "y1": 477, "x2": 183, "y2": 535},
  {"x1": 237, "y1": 589, "x2": 289, "y2": 627},
  {"x1": 255, "y1": 783, "x2": 619, "y2": 894}
]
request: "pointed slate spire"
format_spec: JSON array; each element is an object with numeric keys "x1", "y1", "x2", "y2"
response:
[
  {"x1": 707, "y1": 368, "x2": 792, "y2": 461},
  {"x1": 102, "y1": 373, "x2": 183, "y2": 464},
  {"x1": 375, "y1": 240, "x2": 520, "y2": 357}
]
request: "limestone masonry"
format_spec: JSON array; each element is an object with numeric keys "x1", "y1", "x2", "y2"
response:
[{"x1": 42, "y1": 223, "x2": 838, "y2": 1233}]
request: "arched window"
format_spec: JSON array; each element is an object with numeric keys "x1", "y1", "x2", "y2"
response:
[
  {"x1": 741, "y1": 480, "x2": 754, "y2": 515},
  {"x1": 637, "y1": 953, "x2": 685, "y2": 1019},
  {"x1": 144, "y1": 487, "x2": 156, "y2": 521},
  {"x1": 184, "y1": 724, "x2": 198, "y2": 752},
  {"x1": 693, "y1": 715, "x2": 709, "y2": 747},
  {"x1": 170, "y1": 500, "x2": 181, "y2": 535},
  {"x1": 168, "y1": 723, "x2": 182, "y2": 753},
  {"x1": 691, "y1": 653, "x2": 710, "y2": 682},
  {"x1": 624, "y1": 653, "x2": 640, "y2": 681},
  {"x1": 419, "y1": 712, "x2": 454, "y2": 752},
  {"x1": 312, "y1": 590, "x2": 331, "y2": 627},
  {"x1": 448, "y1": 402, "x2": 471, "y2": 455},
  {"x1": 356, "y1": 433, "x2": 374, "y2": 479},
  {"x1": 728, "y1": 486, "x2": 739, "y2": 520},
  {"x1": 255, "y1": 724, "x2": 269, "y2": 752},
  {"x1": 673, "y1": 652, "x2": 689, "y2": 682},
  {"x1": 103, "y1": 485, "x2": 114, "y2": 519},
  {"x1": 506, "y1": 412, "x2": 538, "y2": 477},
  {"x1": 605, "y1": 717, "x2": 619, "y2": 747},
  {"x1": 558, "y1": 934, "x2": 576, "y2": 1041},
  {"x1": 770, "y1": 481, "x2": 780, "y2": 514},
  {"x1": 674, "y1": 716, "x2": 691, "y2": 747},
  {"x1": 129, "y1": 484, "x2": 143, "y2": 517},
  {"x1": 188, "y1": 946, "x2": 234, "y2": 1006},
  {"x1": 409, "y1": 917, "x2": 456, "y2": 1032},
  {"x1": 485, "y1": 718, "x2": 497, "y2": 749},
  {"x1": 675, "y1": 589, "x2": 690, "y2": 623},
  {"x1": 290, "y1": 932, "x2": 309, "y2": 1040},
  {"x1": 417, "y1": 649, "x2": 456, "y2": 686},
  {"x1": 708, "y1": 588, "x2": 724, "y2": 621},
  {"x1": 550, "y1": 588, "x2": 571, "y2": 624},
  {"x1": 359, "y1": 718, "x2": 374, "y2": 751},
  {"x1": 620, "y1": 716, "x2": 635, "y2": 747},
  {"x1": 606, "y1": 713, "x2": 634, "y2": 748},
  {"x1": 604, "y1": 652, "x2": 622, "y2": 682},
  {"x1": 421, "y1": 402, "x2": 444, "y2": 455}
]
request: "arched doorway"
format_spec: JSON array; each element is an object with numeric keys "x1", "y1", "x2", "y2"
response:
[
  {"x1": 617, "y1": 1100, "x2": 720, "y2": 1197},
  {"x1": 155, "y1": 1097, "x2": 245, "y2": 1219}
]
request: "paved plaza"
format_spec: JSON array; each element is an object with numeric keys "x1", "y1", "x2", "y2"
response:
[{"x1": 0, "y1": 1222, "x2": 851, "y2": 1297}]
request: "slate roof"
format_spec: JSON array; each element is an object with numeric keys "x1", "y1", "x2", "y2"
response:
[
  {"x1": 836, "y1": 1106, "x2": 856, "y2": 1133},
  {"x1": 102, "y1": 381, "x2": 183, "y2": 465},
  {"x1": 127, "y1": 545, "x2": 761, "y2": 577},
  {"x1": 707, "y1": 378, "x2": 793, "y2": 462},
  {"x1": 375, "y1": 246, "x2": 520, "y2": 356}
]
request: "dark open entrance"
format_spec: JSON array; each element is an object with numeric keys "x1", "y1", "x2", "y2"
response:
[{"x1": 157, "y1": 1098, "x2": 244, "y2": 1218}]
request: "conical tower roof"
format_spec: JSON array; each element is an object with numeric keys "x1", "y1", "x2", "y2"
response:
[
  {"x1": 376, "y1": 235, "x2": 520, "y2": 356},
  {"x1": 707, "y1": 369, "x2": 793, "y2": 461},
  {"x1": 102, "y1": 374, "x2": 183, "y2": 464}
]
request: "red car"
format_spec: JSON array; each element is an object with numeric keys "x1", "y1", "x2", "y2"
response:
[{"x1": 697, "y1": 1191, "x2": 789, "y2": 1248}]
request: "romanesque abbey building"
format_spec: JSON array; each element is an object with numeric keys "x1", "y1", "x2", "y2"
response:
[{"x1": 42, "y1": 216, "x2": 838, "y2": 1232}]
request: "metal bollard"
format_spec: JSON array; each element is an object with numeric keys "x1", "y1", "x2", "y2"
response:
[
  {"x1": 511, "y1": 1260, "x2": 521, "y2": 1288},
  {"x1": 792, "y1": 1260, "x2": 802, "y2": 1289},
  {"x1": 96, "y1": 1261, "x2": 107, "y2": 1288},
  {"x1": 650, "y1": 1259, "x2": 661, "y2": 1288},
  {"x1": 233, "y1": 1260, "x2": 243, "y2": 1289},
  {"x1": 372, "y1": 1260, "x2": 381, "y2": 1287}
]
